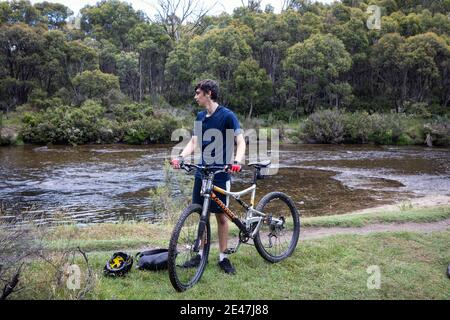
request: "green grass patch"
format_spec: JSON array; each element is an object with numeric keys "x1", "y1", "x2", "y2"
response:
[
  {"x1": 302, "y1": 206, "x2": 450, "y2": 228},
  {"x1": 14, "y1": 230, "x2": 450, "y2": 300}
]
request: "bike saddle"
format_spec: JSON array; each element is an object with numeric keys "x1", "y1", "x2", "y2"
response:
[{"x1": 248, "y1": 160, "x2": 271, "y2": 168}]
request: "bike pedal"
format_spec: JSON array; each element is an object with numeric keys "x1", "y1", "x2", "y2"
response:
[{"x1": 224, "y1": 248, "x2": 236, "y2": 254}]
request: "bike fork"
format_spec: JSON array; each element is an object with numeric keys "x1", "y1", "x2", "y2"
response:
[{"x1": 193, "y1": 196, "x2": 211, "y2": 253}]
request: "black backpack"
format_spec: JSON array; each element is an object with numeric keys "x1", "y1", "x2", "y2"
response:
[{"x1": 135, "y1": 249, "x2": 169, "y2": 271}]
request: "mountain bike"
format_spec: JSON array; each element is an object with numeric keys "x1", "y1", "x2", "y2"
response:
[{"x1": 167, "y1": 160, "x2": 301, "y2": 292}]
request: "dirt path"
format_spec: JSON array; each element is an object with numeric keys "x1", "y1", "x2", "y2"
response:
[
  {"x1": 348, "y1": 195, "x2": 450, "y2": 215},
  {"x1": 300, "y1": 218, "x2": 450, "y2": 240}
]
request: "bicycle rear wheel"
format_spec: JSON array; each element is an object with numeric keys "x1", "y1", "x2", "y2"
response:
[
  {"x1": 168, "y1": 204, "x2": 210, "y2": 292},
  {"x1": 254, "y1": 192, "x2": 300, "y2": 263}
]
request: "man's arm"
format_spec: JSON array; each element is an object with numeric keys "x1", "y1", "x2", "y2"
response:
[
  {"x1": 171, "y1": 136, "x2": 197, "y2": 169},
  {"x1": 179, "y1": 136, "x2": 198, "y2": 159},
  {"x1": 234, "y1": 133, "x2": 246, "y2": 164}
]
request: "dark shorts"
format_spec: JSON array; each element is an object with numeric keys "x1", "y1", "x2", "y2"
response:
[{"x1": 192, "y1": 177, "x2": 230, "y2": 214}]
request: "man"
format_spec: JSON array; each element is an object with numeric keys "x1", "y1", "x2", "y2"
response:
[{"x1": 171, "y1": 79, "x2": 246, "y2": 274}]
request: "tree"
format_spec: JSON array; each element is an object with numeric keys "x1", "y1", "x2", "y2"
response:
[
  {"x1": 370, "y1": 32, "x2": 408, "y2": 112},
  {"x1": 72, "y1": 69, "x2": 120, "y2": 104},
  {"x1": 188, "y1": 26, "x2": 252, "y2": 104},
  {"x1": 165, "y1": 41, "x2": 193, "y2": 103},
  {"x1": 403, "y1": 32, "x2": 450, "y2": 106},
  {"x1": 0, "y1": 23, "x2": 45, "y2": 109},
  {"x1": 253, "y1": 13, "x2": 290, "y2": 87},
  {"x1": 34, "y1": 1, "x2": 73, "y2": 30},
  {"x1": 64, "y1": 40, "x2": 98, "y2": 79},
  {"x1": 233, "y1": 58, "x2": 272, "y2": 118},
  {"x1": 3, "y1": 0, "x2": 41, "y2": 26},
  {"x1": 282, "y1": 33, "x2": 352, "y2": 114},
  {"x1": 115, "y1": 51, "x2": 140, "y2": 101},
  {"x1": 127, "y1": 22, "x2": 172, "y2": 100},
  {"x1": 40, "y1": 30, "x2": 67, "y2": 95},
  {"x1": 98, "y1": 39, "x2": 119, "y2": 74},
  {"x1": 80, "y1": 0, "x2": 145, "y2": 50},
  {"x1": 154, "y1": 0, "x2": 216, "y2": 42}
]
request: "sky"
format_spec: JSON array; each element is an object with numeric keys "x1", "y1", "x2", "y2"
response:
[{"x1": 29, "y1": 0, "x2": 337, "y2": 18}]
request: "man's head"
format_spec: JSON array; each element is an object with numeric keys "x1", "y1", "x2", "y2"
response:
[{"x1": 194, "y1": 79, "x2": 219, "y2": 107}]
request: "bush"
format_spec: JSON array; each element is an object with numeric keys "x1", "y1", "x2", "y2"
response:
[
  {"x1": 20, "y1": 98, "x2": 181, "y2": 145},
  {"x1": 342, "y1": 111, "x2": 372, "y2": 143},
  {"x1": 367, "y1": 113, "x2": 409, "y2": 145},
  {"x1": 110, "y1": 102, "x2": 153, "y2": 122},
  {"x1": 403, "y1": 101, "x2": 432, "y2": 118},
  {"x1": 300, "y1": 109, "x2": 345, "y2": 144},
  {"x1": 21, "y1": 100, "x2": 109, "y2": 145},
  {"x1": 423, "y1": 116, "x2": 450, "y2": 146},
  {"x1": 298, "y1": 110, "x2": 434, "y2": 145},
  {"x1": 123, "y1": 114, "x2": 180, "y2": 145}
]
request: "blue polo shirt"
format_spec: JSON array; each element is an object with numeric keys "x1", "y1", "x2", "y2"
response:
[{"x1": 193, "y1": 105, "x2": 242, "y2": 181}]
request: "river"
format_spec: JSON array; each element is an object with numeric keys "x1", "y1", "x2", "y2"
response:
[{"x1": 0, "y1": 144, "x2": 449, "y2": 225}]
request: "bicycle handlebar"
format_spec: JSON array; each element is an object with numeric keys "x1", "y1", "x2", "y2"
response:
[{"x1": 180, "y1": 162, "x2": 231, "y2": 175}]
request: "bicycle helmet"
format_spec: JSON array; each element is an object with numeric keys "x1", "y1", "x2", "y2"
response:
[{"x1": 103, "y1": 252, "x2": 133, "y2": 277}]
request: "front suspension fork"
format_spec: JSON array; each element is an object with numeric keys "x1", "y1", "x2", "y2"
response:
[{"x1": 193, "y1": 196, "x2": 211, "y2": 253}]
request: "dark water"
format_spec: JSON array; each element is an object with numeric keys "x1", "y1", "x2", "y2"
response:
[{"x1": 0, "y1": 144, "x2": 449, "y2": 225}]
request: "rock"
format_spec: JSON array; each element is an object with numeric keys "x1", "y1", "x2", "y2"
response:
[
  {"x1": 0, "y1": 127, "x2": 19, "y2": 145},
  {"x1": 425, "y1": 133, "x2": 433, "y2": 147}
]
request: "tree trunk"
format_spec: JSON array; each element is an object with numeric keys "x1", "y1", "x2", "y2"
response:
[
  {"x1": 248, "y1": 101, "x2": 254, "y2": 119},
  {"x1": 139, "y1": 54, "x2": 142, "y2": 103}
]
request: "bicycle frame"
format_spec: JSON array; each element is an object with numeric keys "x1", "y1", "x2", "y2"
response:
[
  {"x1": 199, "y1": 174, "x2": 284, "y2": 240},
  {"x1": 181, "y1": 162, "x2": 284, "y2": 253}
]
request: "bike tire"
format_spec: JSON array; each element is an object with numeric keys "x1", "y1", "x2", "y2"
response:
[
  {"x1": 254, "y1": 192, "x2": 300, "y2": 263},
  {"x1": 168, "y1": 204, "x2": 211, "y2": 292}
]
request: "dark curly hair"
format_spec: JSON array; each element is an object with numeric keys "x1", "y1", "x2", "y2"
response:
[{"x1": 195, "y1": 79, "x2": 219, "y2": 101}]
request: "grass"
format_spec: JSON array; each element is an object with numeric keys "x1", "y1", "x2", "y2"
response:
[
  {"x1": 302, "y1": 206, "x2": 450, "y2": 228},
  {"x1": 8, "y1": 204, "x2": 449, "y2": 300},
  {"x1": 42, "y1": 222, "x2": 172, "y2": 251},
  {"x1": 17, "y1": 230, "x2": 450, "y2": 300},
  {"x1": 38, "y1": 205, "x2": 450, "y2": 252}
]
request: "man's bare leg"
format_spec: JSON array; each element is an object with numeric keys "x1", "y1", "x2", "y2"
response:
[{"x1": 215, "y1": 213, "x2": 229, "y2": 253}]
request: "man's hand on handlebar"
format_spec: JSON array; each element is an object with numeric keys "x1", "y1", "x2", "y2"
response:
[
  {"x1": 170, "y1": 157, "x2": 183, "y2": 169},
  {"x1": 230, "y1": 161, "x2": 242, "y2": 173}
]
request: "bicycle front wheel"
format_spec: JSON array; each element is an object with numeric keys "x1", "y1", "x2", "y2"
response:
[
  {"x1": 254, "y1": 192, "x2": 300, "y2": 263},
  {"x1": 168, "y1": 204, "x2": 210, "y2": 292}
]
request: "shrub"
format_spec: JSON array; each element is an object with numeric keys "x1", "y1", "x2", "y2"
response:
[
  {"x1": 403, "y1": 101, "x2": 432, "y2": 118},
  {"x1": 368, "y1": 113, "x2": 407, "y2": 145},
  {"x1": 298, "y1": 110, "x2": 432, "y2": 145},
  {"x1": 342, "y1": 111, "x2": 372, "y2": 143},
  {"x1": 20, "y1": 100, "x2": 181, "y2": 145},
  {"x1": 123, "y1": 115, "x2": 180, "y2": 145},
  {"x1": 300, "y1": 109, "x2": 345, "y2": 144},
  {"x1": 21, "y1": 100, "x2": 108, "y2": 145}
]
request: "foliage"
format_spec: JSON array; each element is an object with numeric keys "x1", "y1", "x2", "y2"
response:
[
  {"x1": 300, "y1": 109, "x2": 345, "y2": 144},
  {"x1": 0, "y1": 0, "x2": 449, "y2": 146},
  {"x1": 20, "y1": 99, "x2": 180, "y2": 145},
  {"x1": 299, "y1": 110, "x2": 447, "y2": 145}
]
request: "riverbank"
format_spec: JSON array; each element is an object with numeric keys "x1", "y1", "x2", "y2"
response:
[
  {"x1": 2, "y1": 109, "x2": 449, "y2": 147},
  {"x1": 8, "y1": 202, "x2": 450, "y2": 300}
]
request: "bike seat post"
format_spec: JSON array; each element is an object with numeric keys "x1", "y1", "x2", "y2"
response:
[{"x1": 252, "y1": 168, "x2": 259, "y2": 185}]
